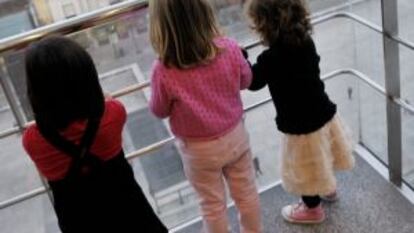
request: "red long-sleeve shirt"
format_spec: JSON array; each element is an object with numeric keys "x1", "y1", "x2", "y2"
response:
[{"x1": 22, "y1": 100, "x2": 126, "y2": 181}]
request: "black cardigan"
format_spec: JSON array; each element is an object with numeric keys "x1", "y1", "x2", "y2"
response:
[{"x1": 249, "y1": 38, "x2": 337, "y2": 134}]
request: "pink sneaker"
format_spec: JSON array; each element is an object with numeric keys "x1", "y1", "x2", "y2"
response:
[
  {"x1": 322, "y1": 191, "x2": 339, "y2": 202},
  {"x1": 281, "y1": 203, "x2": 325, "y2": 224}
]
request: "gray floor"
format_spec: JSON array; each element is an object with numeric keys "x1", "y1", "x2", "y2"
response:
[{"x1": 177, "y1": 155, "x2": 414, "y2": 233}]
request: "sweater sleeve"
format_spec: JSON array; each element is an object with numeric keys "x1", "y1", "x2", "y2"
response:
[
  {"x1": 238, "y1": 47, "x2": 253, "y2": 90},
  {"x1": 149, "y1": 63, "x2": 172, "y2": 119},
  {"x1": 22, "y1": 126, "x2": 36, "y2": 158},
  {"x1": 106, "y1": 99, "x2": 127, "y2": 127},
  {"x1": 249, "y1": 52, "x2": 268, "y2": 91}
]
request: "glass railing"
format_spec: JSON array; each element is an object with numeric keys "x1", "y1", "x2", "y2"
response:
[
  {"x1": 358, "y1": 77, "x2": 388, "y2": 162},
  {"x1": 397, "y1": 0, "x2": 414, "y2": 190},
  {"x1": 0, "y1": 0, "x2": 414, "y2": 232},
  {"x1": 400, "y1": 23, "x2": 414, "y2": 189},
  {"x1": 0, "y1": 194, "x2": 57, "y2": 233},
  {"x1": 402, "y1": 99, "x2": 414, "y2": 190},
  {"x1": 0, "y1": 83, "x2": 18, "y2": 132},
  {"x1": 398, "y1": 0, "x2": 414, "y2": 43}
]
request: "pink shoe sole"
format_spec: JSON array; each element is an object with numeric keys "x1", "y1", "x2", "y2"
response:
[{"x1": 282, "y1": 214, "x2": 326, "y2": 224}]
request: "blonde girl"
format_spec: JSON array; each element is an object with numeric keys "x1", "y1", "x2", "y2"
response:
[{"x1": 149, "y1": 0, "x2": 262, "y2": 232}]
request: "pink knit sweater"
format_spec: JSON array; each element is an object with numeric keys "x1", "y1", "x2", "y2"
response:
[{"x1": 149, "y1": 37, "x2": 252, "y2": 139}]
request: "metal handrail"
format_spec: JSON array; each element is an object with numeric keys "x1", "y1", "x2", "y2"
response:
[
  {"x1": 0, "y1": 82, "x2": 151, "y2": 139},
  {"x1": 0, "y1": 1, "x2": 411, "y2": 54},
  {"x1": 244, "y1": 11, "x2": 414, "y2": 51},
  {"x1": 113, "y1": 81, "x2": 150, "y2": 98},
  {"x1": 315, "y1": 12, "x2": 414, "y2": 51},
  {"x1": 0, "y1": 187, "x2": 46, "y2": 210},
  {"x1": 0, "y1": 126, "x2": 20, "y2": 139},
  {"x1": 0, "y1": 0, "x2": 149, "y2": 54},
  {"x1": 1, "y1": 67, "x2": 408, "y2": 210},
  {"x1": 1, "y1": 2, "x2": 414, "y2": 140}
]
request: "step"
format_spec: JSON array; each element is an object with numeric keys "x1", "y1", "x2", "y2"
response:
[{"x1": 175, "y1": 155, "x2": 414, "y2": 233}]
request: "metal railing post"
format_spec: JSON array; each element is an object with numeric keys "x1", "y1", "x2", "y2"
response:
[
  {"x1": 381, "y1": 0, "x2": 403, "y2": 186},
  {"x1": 0, "y1": 58, "x2": 26, "y2": 131}
]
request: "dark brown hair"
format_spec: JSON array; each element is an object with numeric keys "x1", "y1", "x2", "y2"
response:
[
  {"x1": 149, "y1": 0, "x2": 221, "y2": 69},
  {"x1": 246, "y1": 0, "x2": 312, "y2": 46}
]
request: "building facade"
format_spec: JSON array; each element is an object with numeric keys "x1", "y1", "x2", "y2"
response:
[{"x1": 32, "y1": 0, "x2": 124, "y2": 25}]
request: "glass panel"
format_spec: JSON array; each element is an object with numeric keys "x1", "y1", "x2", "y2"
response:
[
  {"x1": 310, "y1": 1, "x2": 382, "y2": 151},
  {"x1": 348, "y1": 0, "x2": 385, "y2": 87},
  {"x1": 348, "y1": 0, "x2": 382, "y2": 25},
  {"x1": 67, "y1": 7, "x2": 154, "y2": 78},
  {"x1": 0, "y1": 10, "x2": 155, "y2": 125},
  {"x1": 402, "y1": 104, "x2": 414, "y2": 189},
  {"x1": 99, "y1": 66, "x2": 148, "y2": 111},
  {"x1": 0, "y1": 134, "x2": 43, "y2": 203},
  {"x1": 0, "y1": 82, "x2": 18, "y2": 132},
  {"x1": 358, "y1": 79, "x2": 388, "y2": 163},
  {"x1": 398, "y1": 0, "x2": 414, "y2": 41},
  {"x1": 307, "y1": 0, "x2": 351, "y2": 12},
  {"x1": 130, "y1": 147, "x2": 194, "y2": 228},
  {"x1": 325, "y1": 74, "x2": 361, "y2": 141},
  {"x1": 400, "y1": 45, "x2": 414, "y2": 107},
  {"x1": 244, "y1": 101, "x2": 279, "y2": 187},
  {"x1": 314, "y1": 14, "x2": 356, "y2": 72},
  {"x1": 346, "y1": 0, "x2": 387, "y2": 164},
  {"x1": 1, "y1": 52, "x2": 32, "y2": 122},
  {"x1": 398, "y1": 0, "x2": 414, "y2": 188},
  {"x1": 0, "y1": 194, "x2": 58, "y2": 233},
  {"x1": 212, "y1": 0, "x2": 254, "y2": 45}
]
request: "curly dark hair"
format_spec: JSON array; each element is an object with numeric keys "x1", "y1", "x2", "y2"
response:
[{"x1": 246, "y1": 0, "x2": 312, "y2": 46}]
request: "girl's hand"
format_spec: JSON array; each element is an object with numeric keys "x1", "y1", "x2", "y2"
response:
[{"x1": 241, "y1": 48, "x2": 249, "y2": 59}]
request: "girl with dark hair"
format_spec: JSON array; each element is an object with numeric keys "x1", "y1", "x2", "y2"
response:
[
  {"x1": 245, "y1": 0, "x2": 355, "y2": 224},
  {"x1": 23, "y1": 36, "x2": 167, "y2": 233}
]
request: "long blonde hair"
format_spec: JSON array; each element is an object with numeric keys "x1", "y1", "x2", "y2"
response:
[{"x1": 149, "y1": 0, "x2": 221, "y2": 69}]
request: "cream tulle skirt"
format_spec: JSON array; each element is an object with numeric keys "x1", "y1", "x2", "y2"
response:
[{"x1": 281, "y1": 115, "x2": 355, "y2": 196}]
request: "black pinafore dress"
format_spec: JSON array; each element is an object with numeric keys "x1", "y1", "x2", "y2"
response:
[{"x1": 41, "y1": 118, "x2": 168, "y2": 233}]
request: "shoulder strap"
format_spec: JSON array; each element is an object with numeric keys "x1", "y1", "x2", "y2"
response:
[{"x1": 38, "y1": 117, "x2": 101, "y2": 159}]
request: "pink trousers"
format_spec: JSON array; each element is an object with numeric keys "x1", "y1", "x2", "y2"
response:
[{"x1": 179, "y1": 122, "x2": 262, "y2": 233}]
